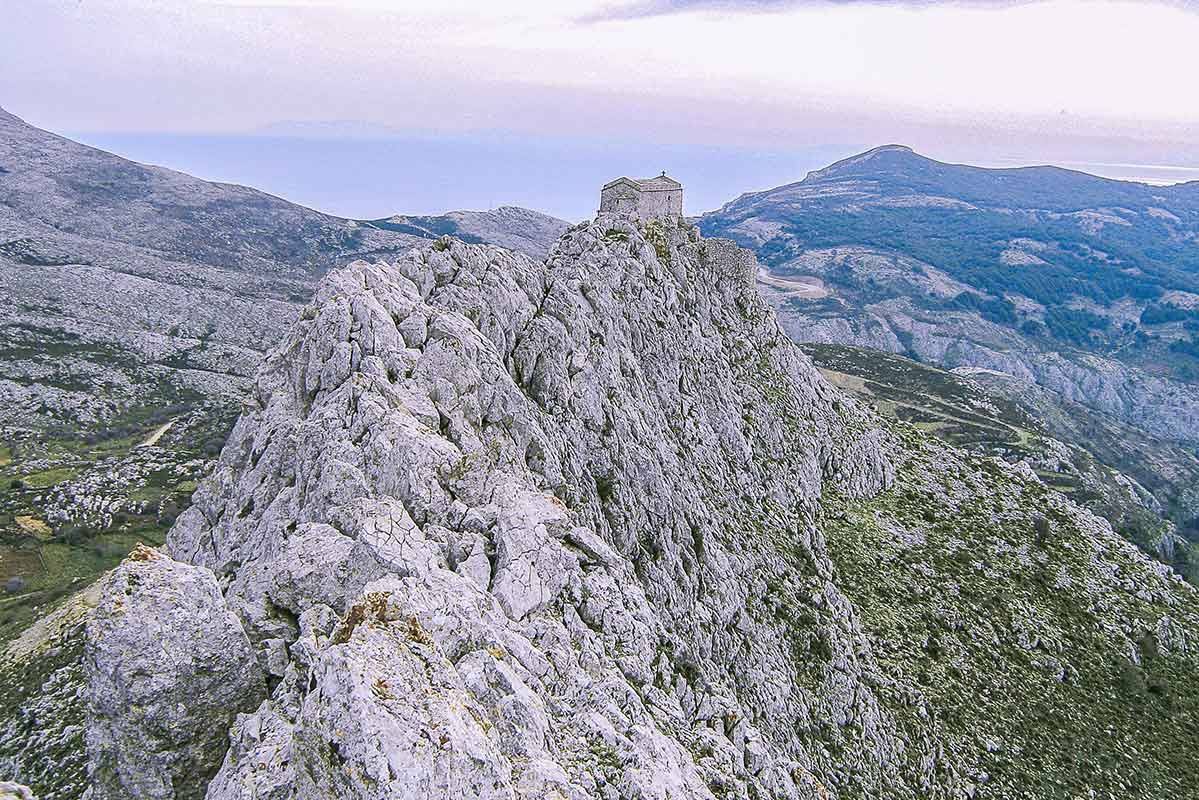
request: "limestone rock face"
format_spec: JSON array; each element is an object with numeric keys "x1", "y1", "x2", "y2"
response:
[
  {"x1": 83, "y1": 546, "x2": 266, "y2": 800},
  {"x1": 164, "y1": 216, "x2": 899, "y2": 799},
  {"x1": 80, "y1": 215, "x2": 1199, "y2": 799}
]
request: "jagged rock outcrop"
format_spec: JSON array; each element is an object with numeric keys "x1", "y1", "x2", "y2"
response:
[
  {"x1": 83, "y1": 546, "x2": 265, "y2": 800},
  {"x1": 78, "y1": 216, "x2": 1199, "y2": 799},
  {"x1": 163, "y1": 216, "x2": 902, "y2": 798}
]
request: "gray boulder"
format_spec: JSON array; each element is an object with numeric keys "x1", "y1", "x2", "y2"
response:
[{"x1": 83, "y1": 546, "x2": 266, "y2": 800}]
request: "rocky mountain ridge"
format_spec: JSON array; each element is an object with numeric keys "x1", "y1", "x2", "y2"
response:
[
  {"x1": 0, "y1": 109, "x2": 568, "y2": 652},
  {"x1": 8, "y1": 216, "x2": 1196, "y2": 799}
]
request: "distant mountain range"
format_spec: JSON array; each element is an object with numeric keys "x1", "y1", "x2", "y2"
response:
[
  {"x1": 701, "y1": 145, "x2": 1199, "y2": 440},
  {"x1": 701, "y1": 144, "x2": 1199, "y2": 567},
  {"x1": 0, "y1": 106, "x2": 566, "y2": 430}
]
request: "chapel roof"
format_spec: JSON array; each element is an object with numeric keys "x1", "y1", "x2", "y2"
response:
[{"x1": 601, "y1": 173, "x2": 682, "y2": 192}]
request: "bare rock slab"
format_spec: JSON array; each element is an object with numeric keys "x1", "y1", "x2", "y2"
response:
[{"x1": 83, "y1": 546, "x2": 265, "y2": 800}]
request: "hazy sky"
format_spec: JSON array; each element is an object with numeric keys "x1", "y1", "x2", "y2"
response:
[{"x1": 3, "y1": 0, "x2": 1197, "y2": 218}]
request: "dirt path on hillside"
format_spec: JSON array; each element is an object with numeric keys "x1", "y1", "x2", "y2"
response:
[
  {"x1": 756, "y1": 267, "x2": 829, "y2": 298},
  {"x1": 139, "y1": 419, "x2": 175, "y2": 448}
]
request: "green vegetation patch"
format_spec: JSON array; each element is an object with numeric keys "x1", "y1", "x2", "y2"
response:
[
  {"x1": 643, "y1": 221, "x2": 672, "y2": 265},
  {"x1": 802, "y1": 344, "x2": 1037, "y2": 455},
  {"x1": 0, "y1": 590, "x2": 90, "y2": 799},
  {"x1": 0, "y1": 528, "x2": 164, "y2": 648},
  {"x1": 801, "y1": 343, "x2": 1197, "y2": 579},
  {"x1": 821, "y1": 449, "x2": 1199, "y2": 799},
  {"x1": 20, "y1": 467, "x2": 79, "y2": 489},
  {"x1": 365, "y1": 215, "x2": 485, "y2": 244},
  {"x1": 0, "y1": 402, "x2": 237, "y2": 651}
]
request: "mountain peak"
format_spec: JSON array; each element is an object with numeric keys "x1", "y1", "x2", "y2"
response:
[
  {"x1": 804, "y1": 144, "x2": 924, "y2": 182},
  {"x1": 863, "y1": 143, "x2": 916, "y2": 156}
]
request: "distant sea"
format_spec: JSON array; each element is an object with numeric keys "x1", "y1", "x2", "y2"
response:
[
  {"x1": 1063, "y1": 162, "x2": 1199, "y2": 186},
  {"x1": 68, "y1": 131, "x2": 1199, "y2": 222},
  {"x1": 988, "y1": 157, "x2": 1199, "y2": 187},
  {"x1": 69, "y1": 131, "x2": 857, "y2": 222}
]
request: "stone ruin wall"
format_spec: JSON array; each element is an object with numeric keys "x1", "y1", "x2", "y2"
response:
[
  {"x1": 599, "y1": 181, "x2": 640, "y2": 215},
  {"x1": 637, "y1": 187, "x2": 683, "y2": 217},
  {"x1": 599, "y1": 180, "x2": 683, "y2": 218}
]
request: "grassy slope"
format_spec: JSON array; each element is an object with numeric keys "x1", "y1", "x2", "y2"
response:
[
  {"x1": 804, "y1": 343, "x2": 1039, "y2": 452},
  {"x1": 801, "y1": 343, "x2": 1198, "y2": 579},
  {"x1": 821, "y1": 433, "x2": 1199, "y2": 798}
]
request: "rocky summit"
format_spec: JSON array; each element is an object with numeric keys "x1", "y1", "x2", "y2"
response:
[{"x1": 9, "y1": 215, "x2": 1199, "y2": 799}]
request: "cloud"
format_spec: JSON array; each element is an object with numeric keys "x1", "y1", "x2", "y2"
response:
[
  {"x1": 5, "y1": 0, "x2": 1196, "y2": 152},
  {"x1": 584, "y1": 0, "x2": 1021, "y2": 21},
  {"x1": 583, "y1": 0, "x2": 1194, "y2": 22}
]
